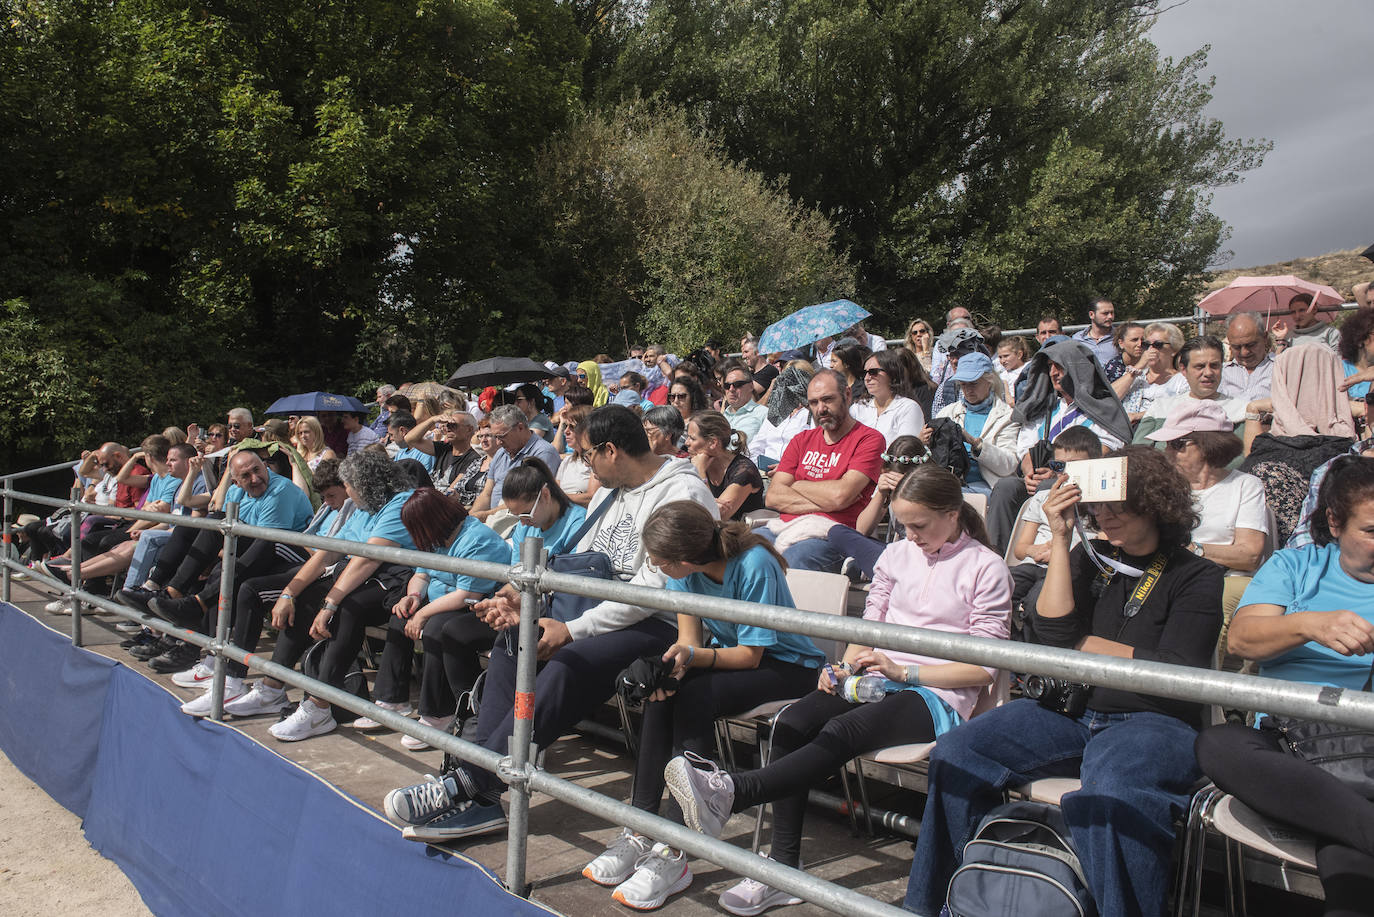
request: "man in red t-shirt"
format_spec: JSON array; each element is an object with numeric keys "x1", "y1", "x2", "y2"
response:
[{"x1": 766, "y1": 369, "x2": 885, "y2": 571}]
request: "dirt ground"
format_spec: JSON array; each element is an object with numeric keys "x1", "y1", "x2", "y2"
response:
[{"x1": 0, "y1": 750, "x2": 150, "y2": 916}]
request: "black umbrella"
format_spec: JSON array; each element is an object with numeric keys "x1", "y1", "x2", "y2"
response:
[
  {"x1": 1361, "y1": 242, "x2": 1374, "y2": 262},
  {"x1": 446, "y1": 357, "x2": 552, "y2": 389}
]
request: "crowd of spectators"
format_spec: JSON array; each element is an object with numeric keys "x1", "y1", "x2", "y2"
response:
[{"x1": 16, "y1": 284, "x2": 1374, "y2": 916}]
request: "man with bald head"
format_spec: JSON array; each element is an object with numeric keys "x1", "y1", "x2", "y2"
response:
[
  {"x1": 1219, "y1": 313, "x2": 1274, "y2": 402},
  {"x1": 122, "y1": 449, "x2": 314, "y2": 673}
]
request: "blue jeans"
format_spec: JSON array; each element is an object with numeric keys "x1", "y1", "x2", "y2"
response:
[
  {"x1": 123, "y1": 529, "x2": 171, "y2": 589},
  {"x1": 780, "y1": 535, "x2": 847, "y2": 573},
  {"x1": 904, "y1": 699, "x2": 1200, "y2": 917}
]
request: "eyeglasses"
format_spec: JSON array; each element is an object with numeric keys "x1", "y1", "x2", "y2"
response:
[
  {"x1": 581, "y1": 441, "x2": 610, "y2": 467},
  {"x1": 1165, "y1": 437, "x2": 1195, "y2": 451},
  {"x1": 863, "y1": 367, "x2": 885, "y2": 377},
  {"x1": 1146, "y1": 340, "x2": 1172, "y2": 350},
  {"x1": 724, "y1": 379, "x2": 752, "y2": 390},
  {"x1": 668, "y1": 392, "x2": 690, "y2": 402},
  {"x1": 910, "y1": 328, "x2": 930, "y2": 336},
  {"x1": 516, "y1": 486, "x2": 544, "y2": 525},
  {"x1": 492, "y1": 429, "x2": 513, "y2": 442},
  {"x1": 228, "y1": 421, "x2": 245, "y2": 428},
  {"x1": 1080, "y1": 501, "x2": 1128, "y2": 524},
  {"x1": 571, "y1": 372, "x2": 588, "y2": 381},
  {"x1": 208, "y1": 432, "x2": 225, "y2": 439},
  {"x1": 1047, "y1": 460, "x2": 1066, "y2": 473}
]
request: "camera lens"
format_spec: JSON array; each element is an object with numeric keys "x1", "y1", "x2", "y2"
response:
[{"x1": 1023, "y1": 675, "x2": 1046, "y2": 699}]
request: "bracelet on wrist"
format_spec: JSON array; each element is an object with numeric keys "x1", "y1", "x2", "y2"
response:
[
  {"x1": 280, "y1": 593, "x2": 295, "y2": 603},
  {"x1": 710, "y1": 648, "x2": 718, "y2": 669},
  {"x1": 904, "y1": 665, "x2": 922, "y2": 686},
  {"x1": 323, "y1": 599, "x2": 340, "y2": 612},
  {"x1": 686, "y1": 645, "x2": 695, "y2": 666}
]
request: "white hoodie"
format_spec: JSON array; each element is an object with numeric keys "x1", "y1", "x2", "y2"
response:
[{"x1": 566, "y1": 456, "x2": 719, "y2": 640}]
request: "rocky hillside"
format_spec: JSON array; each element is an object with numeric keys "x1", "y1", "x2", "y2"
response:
[{"x1": 1202, "y1": 248, "x2": 1372, "y2": 301}]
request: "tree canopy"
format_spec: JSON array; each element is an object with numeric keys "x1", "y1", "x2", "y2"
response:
[{"x1": 0, "y1": 0, "x2": 1266, "y2": 468}]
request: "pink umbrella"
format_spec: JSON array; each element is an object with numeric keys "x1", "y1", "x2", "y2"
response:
[{"x1": 1198, "y1": 274, "x2": 1344, "y2": 320}]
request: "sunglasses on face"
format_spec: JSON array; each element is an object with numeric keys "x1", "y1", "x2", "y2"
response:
[
  {"x1": 724, "y1": 380, "x2": 752, "y2": 390},
  {"x1": 208, "y1": 432, "x2": 225, "y2": 439},
  {"x1": 516, "y1": 487, "x2": 544, "y2": 524},
  {"x1": 669, "y1": 392, "x2": 690, "y2": 401},
  {"x1": 228, "y1": 421, "x2": 245, "y2": 428},
  {"x1": 1080, "y1": 501, "x2": 1128, "y2": 524},
  {"x1": 1165, "y1": 437, "x2": 1195, "y2": 451},
  {"x1": 863, "y1": 367, "x2": 885, "y2": 377},
  {"x1": 1146, "y1": 340, "x2": 1171, "y2": 350}
]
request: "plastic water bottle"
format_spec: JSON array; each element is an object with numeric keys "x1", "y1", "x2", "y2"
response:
[{"x1": 841, "y1": 674, "x2": 888, "y2": 704}]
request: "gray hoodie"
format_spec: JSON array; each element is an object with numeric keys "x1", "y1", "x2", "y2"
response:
[{"x1": 567, "y1": 456, "x2": 719, "y2": 640}]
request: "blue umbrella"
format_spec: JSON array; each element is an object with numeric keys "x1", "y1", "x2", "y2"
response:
[
  {"x1": 757, "y1": 299, "x2": 872, "y2": 355},
  {"x1": 264, "y1": 391, "x2": 368, "y2": 415}
]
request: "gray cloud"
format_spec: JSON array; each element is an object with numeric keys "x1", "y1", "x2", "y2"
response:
[{"x1": 1148, "y1": 0, "x2": 1373, "y2": 267}]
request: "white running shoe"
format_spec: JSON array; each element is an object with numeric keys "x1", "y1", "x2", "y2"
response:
[
  {"x1": 401, "y1": 714, "x2": 456, "y2": 750},
  {"x1": 664, "y1": 751, "x2": 736, "y2": 839},
  {"x1": 223, "y1": 682, "x2": 291, "y2": 718},
  {"x1": 180, "y1": 677, "x2": 246, "y2": 717},
  {"x1": 583, "y1": 828, "x2": 654, "y2": 886},
  {"x1": 718, "y1": 872, "x2": 804, "y2": 916},
  {"x1": 171, "y1": 660, "x2": 215, "y2": 688},
  {"x1": 44, "y1": 598, "x2": 70, "y2": 614},
  {"x1": 350, "y1": 700, "x2": 415, "y2": 730},
  {"x1": 269, "y1": 700, "x2": 336, "y2": 742},
  {"x1": 611, "y1": 843, "x2": 692, "y2": 910}
]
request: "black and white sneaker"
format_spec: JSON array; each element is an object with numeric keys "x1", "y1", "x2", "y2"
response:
[
  {"x1": 150, "y1": 642, "x2": 200, "y2": 673},
  {"x1": 384, "y1": 772, "x2": 477, "y2": 827},
  {"x1": 129, "y1": 636, "x2": 174, "y2": 661}
]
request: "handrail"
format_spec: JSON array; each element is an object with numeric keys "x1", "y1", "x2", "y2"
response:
[
  {"x1": 4, "y1": 475, "x2": 1372, "y2": 917},
  {"x1": 0, "y1": 459, "x2": 81, "y2": 482}
]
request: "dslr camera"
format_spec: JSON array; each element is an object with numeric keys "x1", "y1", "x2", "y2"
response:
[{"x1": 1024, "y1": 674, "x2": 1091, "y2": 718}]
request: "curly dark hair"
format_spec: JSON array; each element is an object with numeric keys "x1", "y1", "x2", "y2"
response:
[
  {"x1": 1311, "y1": 455, "x2": 1374, "y2": 548},
  {"x1": 1116, "y1": 445, "x2": 1200, "y2": 551},
  {"x1": 1338, "y1": 306, "x2": 1374, "y2": 365}
]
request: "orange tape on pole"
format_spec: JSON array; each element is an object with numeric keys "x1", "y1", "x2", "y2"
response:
[{"x1": 514, "y1": 691, "x2": 535, "y2": 721}]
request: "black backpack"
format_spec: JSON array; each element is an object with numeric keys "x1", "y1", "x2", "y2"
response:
[
  {"x1": 947, "y1": 800, "x2": 1096, "y2": 917},
  {"x1": 926, "y1": 418, "x2": 971, "y2": 482}
]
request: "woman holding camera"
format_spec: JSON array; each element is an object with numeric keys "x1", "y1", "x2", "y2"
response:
[
  {"x1": 905, "y1": 446, "x2": 1223, "y2": 917},
  {"x1": 581, "y1": 500, "x2": 823, "y2": 912},
  {"x1": 663, "y1": 465, "x2": 1011, "y2": 916}
]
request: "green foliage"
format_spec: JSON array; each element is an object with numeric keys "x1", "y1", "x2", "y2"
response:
[
  {"x1": 605, "y1": 0, "x2": 1269, "y2": 329},
  {"x1": 536, "y1": 103, "x2": 856, "y2": 353},
  {"x1": 0, "y1": 0, "x2": 584, "y2": 468}
]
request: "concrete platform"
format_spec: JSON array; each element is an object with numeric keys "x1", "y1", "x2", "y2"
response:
[{"x1": 9, "y1": 581, "x2": 916, "y2": 917}]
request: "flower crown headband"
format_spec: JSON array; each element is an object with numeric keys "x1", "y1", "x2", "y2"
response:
[{"x1": 881, "y1": 451, "x2": 929, "y2": 465}]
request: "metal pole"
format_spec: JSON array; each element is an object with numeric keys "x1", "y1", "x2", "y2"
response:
[
  {"x1": 504, "y1": 535, "x2": 545, "y2": 897},
  {"x1": 68, "y1": 485, "x2": 83, "y2": 647},
  {"x1": 210, "y1": 501, "x2": 239, "y2": 722},
  {"x1": 2, "y1": 477, "x2": 13, "y2": 604}
]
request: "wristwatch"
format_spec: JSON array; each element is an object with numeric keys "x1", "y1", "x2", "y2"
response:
[{"x1": 1188, "y1": 543, "x2": 1205, "y2": 557}]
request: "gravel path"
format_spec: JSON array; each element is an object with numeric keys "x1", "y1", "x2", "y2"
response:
[{"x1": 0, "y1": 750, "x2": 150, "y2": 916}]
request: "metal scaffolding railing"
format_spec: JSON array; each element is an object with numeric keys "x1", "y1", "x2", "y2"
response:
[{"x1": 3, "y1": 474, "x2": 1372, "y2": 917}]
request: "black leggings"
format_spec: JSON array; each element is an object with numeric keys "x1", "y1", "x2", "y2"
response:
[
  {"x1": 373, "y1": 609, "x2": 496, "y2": 716},
  {"x1": 269, "y1": 576, "x2": 390, "y2": 693},
  {"x1": 1196, "y1": 722, "x2": 1374, "y2": 917},
  {"x1": 730, "y1": 689, "x2": 937, "y2": 868},
  {"x1": 631, "y1": 658, "x2": 819, "y2": 821},
  {"x1": 228, "y1": 568, "x2": 305, "y2": 679}
]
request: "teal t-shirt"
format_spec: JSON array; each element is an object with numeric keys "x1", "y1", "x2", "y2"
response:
[
  {"x1": 1241, "y1": 543, "x2": 1374, "y2": 691},
  {"x1": 420, "y1": 515, "x2": 512, "y2": 601},
  {"x1": 362, "y1": 490, "x2": 417, "y2": 551},
  {"x1": 508, "y1": 502, "x2": 589, "y2": 563},
  {"x1": 145, "y1": 472, "x2": 181, "y2": 506},
  {"x1": 394, "y1": 446, "x2": 436, "y2": 472},
  {"x1": 228, "y1": 472, "x2": 314, "y2": 531},
  {"x1": 664, "y1": 545, "x2": 824, "y2": 668}
]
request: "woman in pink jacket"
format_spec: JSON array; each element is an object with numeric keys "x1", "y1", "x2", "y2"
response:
[{"x1": 665, "y1": 464, "x2": 1012, "y2": 916}]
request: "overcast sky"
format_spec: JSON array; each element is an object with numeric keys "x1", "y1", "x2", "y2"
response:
[{"x1": 1147, "y1": 0, "x2": 1373, "y2": 268}]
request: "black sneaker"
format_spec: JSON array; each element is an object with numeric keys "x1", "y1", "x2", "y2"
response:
[
  {"x1": 149, "y1": 594, "x2": 206, "y2": 629},
  {"x1": 117, "y1": 586, "x2": 158, "y2": 612},
  {"x1": 37, "y1": 559, "x2": 70, "y2": 586},
  {"x1": 130, "y1": 636, "x2": 175, "y2": 661},
  {"x1": 120, "y1": 630, "x2": 158, "y2": 650},
  {"x1": 150, "y1": 642, "x2": 200, "y2": 673}
]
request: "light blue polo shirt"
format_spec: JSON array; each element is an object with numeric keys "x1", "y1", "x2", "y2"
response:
[{"x1": 420, "y1": 515, "x2": 512, "y2": 601}]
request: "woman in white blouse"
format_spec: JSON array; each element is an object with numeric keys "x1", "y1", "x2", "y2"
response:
[{"x1": 849, "y1": 349, "x2": 925, "y2": 445}]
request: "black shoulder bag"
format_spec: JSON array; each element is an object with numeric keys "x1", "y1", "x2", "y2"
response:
[
  {"x1": 545, "y1": 490, "x2": 620, "y2": 624},
  {"x1": 1265, "y1": 658, "x2": 1374, "y2": 799}
]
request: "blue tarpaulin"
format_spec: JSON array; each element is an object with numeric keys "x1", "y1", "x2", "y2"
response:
[{"x1": 0, "y1": 604, "x2": 554, "y2": 917}]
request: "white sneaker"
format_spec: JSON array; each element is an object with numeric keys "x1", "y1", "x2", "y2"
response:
[
  {"x1": 180, "y1": 677, "x2": 246, "y2": 717},
  {"x1": 583, "y1": 828, "x2": 653, "y2": 886},
  {"x1": 115, "y1": 619, "x2": 144, "y2": 633},
  {"x1": 718, "y1": 872, "x2": 804, "y2": 916},
  {"x1": 269, "y1": 700, "x2": 336, "y2": 742},
  {"x1": 612, "y1": 843, "x2": 692, "y2": 910},
  {"x1": 44, "y1": 598, "x2": 70, "y2": 614},
  {"x1": 223, "y1": 682, "x2": 291, "y2": 718},
  {"x1": 171, "y1": 660, "x2": 215, "y2": 688},
  {"x1": 351, "y1": 700, "x2": 415, "y2": 730},
  {"x1": 401, "y1": 714, "x2": 456, "y2": 750}
]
